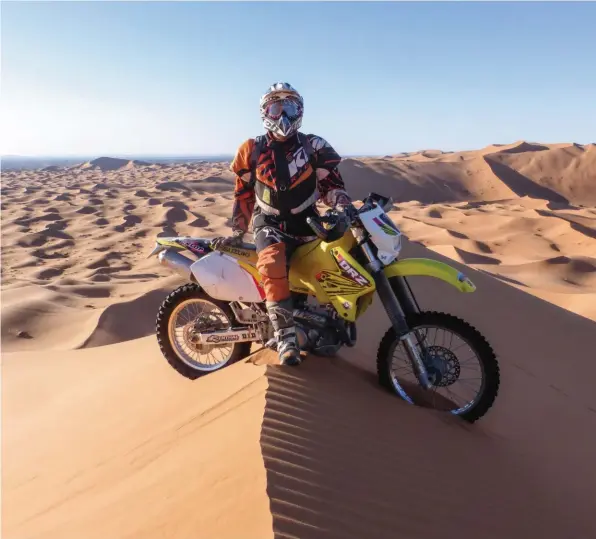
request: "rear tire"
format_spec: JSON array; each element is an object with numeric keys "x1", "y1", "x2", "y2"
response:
[
  {"x1": 377, "y1": 310, "x2": 500, "y2": 423},
  {"x1": 156, "y1": 284, "x2": 252, "y2": 380}
]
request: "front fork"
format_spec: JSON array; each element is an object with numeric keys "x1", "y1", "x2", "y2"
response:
[
  {"x1": 373, "y1": 270, "x2": 432, "y2": 389},
  {"x1": 354, "y1": 232, "x2": 432, "y2": 390}
]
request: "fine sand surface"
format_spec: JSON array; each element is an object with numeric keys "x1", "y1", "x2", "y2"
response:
[{"x1": 2, "y1": 142, "x2": 596, "y2": 538}]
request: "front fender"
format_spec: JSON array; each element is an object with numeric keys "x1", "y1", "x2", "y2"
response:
[{"x1": 383, "y1": 258, "x2": 476, "y2": 293}]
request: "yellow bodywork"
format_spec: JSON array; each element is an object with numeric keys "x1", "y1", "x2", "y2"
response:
[
  {"x1": 194, "y1": 231, "x2": 375, "y2": 322},
  {"x1": 287, "y1": 231, "x2": 376, "y2": 321},
  {"x1": 156, "y1": 233, "x2": 475, "y2": 321},
  {"x1": 383, "y1": 258, "x2": 476, "y2": 293}
]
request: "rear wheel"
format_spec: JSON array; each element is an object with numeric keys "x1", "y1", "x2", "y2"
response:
[
  {"x1": 377, "y1": 311, "x2": 500, "y2": 423},
  {"x1": 156, "y1": 284, "x2": 252, "y2": 379}
]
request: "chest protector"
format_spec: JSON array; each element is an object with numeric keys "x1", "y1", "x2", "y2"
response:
[{"x1": 249, "y1": 133, "x2": 317, "y2": 219}]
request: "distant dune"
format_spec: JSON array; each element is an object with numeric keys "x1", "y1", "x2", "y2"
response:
[
  {"x1": 340, "y1": 141, "x2": 595, "y2": 206},
  {"x1": 2, "y1": 140, "x2": 596, "y2": 538},
  {"x1": 77, "y1": 156, "x2": 151, "y2": 172}
]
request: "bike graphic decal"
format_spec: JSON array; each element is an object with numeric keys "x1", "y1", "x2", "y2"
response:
[
  {"x1": 316, "y1": 270, "x2": 367, "y2": 296},
  {"x1": 315, "y1": 251, "x2": 371, "y2": 296},
  {"x1": 220, "y1": 245, "x2": 252, "y2": 258},
  {"x1": 204, "y1": 330, "x2": 257, "y2": 344},
  {"x1": 332, "y1": 252, "x2": 370, "y2": 286},
  {"x1": 373, "y1": 214, "x2": 400, "y2": 236},
  {"x1": 179, "y1": 239, "x2": 210, "y2": 255},
  {"x1": 205, "y1": 334, "x2": 239, "y2": 343}
]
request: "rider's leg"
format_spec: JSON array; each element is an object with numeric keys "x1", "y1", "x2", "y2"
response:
[{"x1": 255, "y1": 225, "x2": 301, "y2": 366}]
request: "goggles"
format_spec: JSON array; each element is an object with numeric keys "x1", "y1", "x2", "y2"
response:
[{"x1": 263, "y1": 97, "x2": 302, "y2": 121}]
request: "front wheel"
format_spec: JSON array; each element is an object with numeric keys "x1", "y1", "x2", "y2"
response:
[
  {"x1": 377, "y1": 311, "x2": 500, "y2": 423},
  {"x1": 156, "y1": 284, "x2": 252, "y2": 380}
]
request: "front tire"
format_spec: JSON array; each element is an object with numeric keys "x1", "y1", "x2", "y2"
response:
[
  {"x1": 156, "y1": 284, "x2": 252, "y2": 380},
  {"x1": 377, "y1": 311, "x2": 500, "y2": 423}
]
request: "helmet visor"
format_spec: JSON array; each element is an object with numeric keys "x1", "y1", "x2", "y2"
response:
[{"x1": 264, "y1": 98, "x2": 301, "y2": 121}]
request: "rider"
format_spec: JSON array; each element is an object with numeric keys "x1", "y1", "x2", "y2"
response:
[{"x1": 213, "y1": 82, "x2": 355, "y2": 366}]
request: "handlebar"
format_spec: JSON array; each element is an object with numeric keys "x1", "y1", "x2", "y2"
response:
[
  {"x1": 306, "y1": 193, "x2": 394, "y2": 242},
  {"x1": 306, "y1": 208, "x2": 356, "y2": 243}
]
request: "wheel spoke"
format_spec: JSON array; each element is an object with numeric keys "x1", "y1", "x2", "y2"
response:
[
  {"x1": 387, "y1": 319, "x2": 490, "y2": 417},
  {"x1": 167, "y1": 297, "x2": 237, "y2": 372}
]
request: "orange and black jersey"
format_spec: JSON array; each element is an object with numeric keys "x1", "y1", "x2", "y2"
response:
[{"x1": 230, "y1": 132, "x2": 350, "y2": 235}]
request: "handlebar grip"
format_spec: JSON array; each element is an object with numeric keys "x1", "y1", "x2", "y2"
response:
[{"x1": 306, "y1": 216, "x2": 329, "y2": 240}]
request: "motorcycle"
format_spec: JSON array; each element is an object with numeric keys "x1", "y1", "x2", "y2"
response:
[{"x1": 148, "y1": 192, "x2": 500, "y2": 422}]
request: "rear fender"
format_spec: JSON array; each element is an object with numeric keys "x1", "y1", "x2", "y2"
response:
[
  {"x1": 383, "y1": 258, "x2": 476, "y2": 293},
  {"x1": 147, "y1": 238, "x2": 186, "y2": 258}
]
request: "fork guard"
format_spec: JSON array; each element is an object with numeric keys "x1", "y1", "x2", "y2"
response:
[{"x1": 383, "y1": 258, "x2": 476, "y2": 293}]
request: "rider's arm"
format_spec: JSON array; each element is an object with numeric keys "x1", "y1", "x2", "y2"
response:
[
  {"x1": 229, "y1": 139, "x2": 256, "y2": 235},
  {"x1": 308, "y1": 135, "x2": 352, "y2": 209}
]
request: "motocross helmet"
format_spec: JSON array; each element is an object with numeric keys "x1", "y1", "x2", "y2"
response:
[{"x1": 259, "y1": 82, "x2": 304, "y2": 140}]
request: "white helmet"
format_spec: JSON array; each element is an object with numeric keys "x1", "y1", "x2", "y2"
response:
[{"x1": 259, "y1": 82, "x2": 304, "y2": 140}]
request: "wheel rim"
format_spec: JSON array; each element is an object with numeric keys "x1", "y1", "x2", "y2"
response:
[
  {"x1": 167, "y1": 298, "x2": 235, "y2": 372},
  {"x1": 388, "y1": 324, "x2": 486, "y2": 415}
]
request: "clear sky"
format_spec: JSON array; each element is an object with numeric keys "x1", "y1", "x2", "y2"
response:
[{"x1": 2, "y1": 1, "x2": 595, "y2": 157}]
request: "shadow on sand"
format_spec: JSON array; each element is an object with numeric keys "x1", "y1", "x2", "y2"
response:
[
  {"x1": 260, "y1": 358, "x2": 577, "y2": 539},
  {"x1": 483, "y1": 157, "x2": 569, "y2": 205},
  {"x1": 259, "y1": 239, "x2": 596, "y2": 538}
]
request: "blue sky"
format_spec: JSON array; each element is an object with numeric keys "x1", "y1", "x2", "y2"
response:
[{"x1": 2, "y1": 1, "x2": 595, "y2": 157}]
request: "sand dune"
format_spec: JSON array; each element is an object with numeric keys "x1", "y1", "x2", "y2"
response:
[
  {"x1": 78, "y1": 157, "x2": 152, "y2": 172},
  {"x1": 343, "y1": 141, "x2": 595, "y2": 206},
  {"x1": 2, "y1": 141, "x2": 596, "y2": 538}
]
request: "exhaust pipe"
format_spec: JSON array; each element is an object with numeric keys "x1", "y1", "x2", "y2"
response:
[{"x1": 158, "y1": 250, "x2": 194, "y2": 281}]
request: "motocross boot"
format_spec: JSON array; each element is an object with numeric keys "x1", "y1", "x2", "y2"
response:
[{"x1": 266, "y1": 298, "x2": 302, "y2": 366}]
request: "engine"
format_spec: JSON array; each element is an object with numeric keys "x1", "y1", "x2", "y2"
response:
[
  {"x1": 293, "y1": 306, "x2": 353, "y2": 356},
  {"x1": 230, "y1": 301, "x2": 356, "y2": 355}
]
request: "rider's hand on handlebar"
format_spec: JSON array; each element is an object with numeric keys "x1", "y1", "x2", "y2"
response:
[
  {"x1": 335, "y1": 202, "x2": 358, "y2": 225},
  {"x1": 211, "y1": 229, "x2": 244, "y2": 249}
]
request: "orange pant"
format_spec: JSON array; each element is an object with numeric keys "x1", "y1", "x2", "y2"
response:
[
  {"x1": 255, "y1": 225, "x2": 307, "y2": 302},
  {"x1": 256, "y1": 242, "x2": 290, "y2": 302}
]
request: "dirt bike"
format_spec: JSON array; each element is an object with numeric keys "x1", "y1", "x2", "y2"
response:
[{"x1": 148, "y1": 192, "x2": 500, "y2": 422}]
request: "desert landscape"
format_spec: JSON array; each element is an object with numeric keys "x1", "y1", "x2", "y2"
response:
[{"x1": 2, "y1": 141, "x2": 596, "y2": 538}]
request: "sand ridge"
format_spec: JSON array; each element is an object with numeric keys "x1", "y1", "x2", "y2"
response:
[{"x1": 2, "y1": 141, "x2": 596, "y2": 538}]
